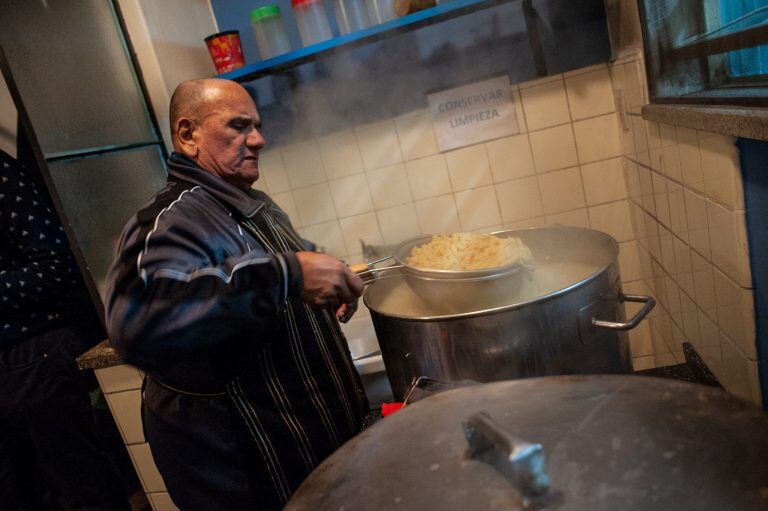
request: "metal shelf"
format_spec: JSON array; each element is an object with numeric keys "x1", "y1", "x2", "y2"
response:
[{"x1": 219, "y1": 0, "x2": 521, "y2": 82}]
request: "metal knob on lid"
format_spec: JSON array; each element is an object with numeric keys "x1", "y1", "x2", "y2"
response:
[{"x1": 463, "y1": 412, "x2": 550, "y2": 498}]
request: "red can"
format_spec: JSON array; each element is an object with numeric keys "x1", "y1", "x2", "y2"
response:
[{"x1": 204, "y1": 30, "x2": 245, "y2": 74}]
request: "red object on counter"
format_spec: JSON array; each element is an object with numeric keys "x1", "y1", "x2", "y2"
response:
[
  {"x1": 204, "y1": 30, "x2": 245, "y2": 74},
  {"x1": 381, "y1": 402, "x2": 404, "y2": 417}
]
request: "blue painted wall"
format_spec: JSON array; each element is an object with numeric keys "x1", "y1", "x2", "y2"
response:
[{"x1": 737, "y1": 137, "x2": 768, "y2": 408}]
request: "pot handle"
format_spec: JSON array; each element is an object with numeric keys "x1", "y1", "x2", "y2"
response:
[
  {"x1": 592, "y1": 293, "x2": 655, "y2": 331},
  {"x1": 463, "y1": 412, "x2": 550, "y2": 497}
]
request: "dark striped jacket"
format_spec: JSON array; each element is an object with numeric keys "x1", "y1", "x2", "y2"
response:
[{"x1": 105, "y1": 152, "x2": 368, "y2": 508}]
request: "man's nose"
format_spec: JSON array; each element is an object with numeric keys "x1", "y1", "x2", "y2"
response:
[{"x1": 247, "y1": 129, "x2": 266, "y2": 149}]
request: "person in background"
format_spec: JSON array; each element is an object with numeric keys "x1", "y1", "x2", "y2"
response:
[
  {"x1": 0, "y1": 147, "x2": 129, "y2": 511},
  {"x1": 105, "y1": 78, "x2": 369, "y2": 510}
]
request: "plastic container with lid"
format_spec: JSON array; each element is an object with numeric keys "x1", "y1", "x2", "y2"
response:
[
  {"x1": 250, "y1": 6, "x2": 292, "y2": 60},
  {"x1": 366, "y1": 0, "x2": 396, "y2": 24},
  {"x1": 291, "y1": 0, "x2": 334, "y2": 47},
  {"x1": 333, "y1": 0, "x2": 371, "y2": 35}
]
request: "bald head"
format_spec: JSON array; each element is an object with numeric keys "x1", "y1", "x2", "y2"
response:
[{"x1": 169, "y1": 79, "x2": 251, "y2": 149}]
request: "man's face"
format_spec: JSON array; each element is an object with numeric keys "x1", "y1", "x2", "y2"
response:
[{"x1": 194, "y1": 86, "x2": 266, "y2": 190}]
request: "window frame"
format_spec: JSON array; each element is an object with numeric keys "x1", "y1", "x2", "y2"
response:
[{"x1": 637, "y1": 0, "x2": 768, "y2": 106}]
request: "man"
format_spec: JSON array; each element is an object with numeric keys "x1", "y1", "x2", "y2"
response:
[
  {"x1": 105, "y1": 78, "x2": 369, "y2": 510},
  {"x1": 0, "y1": 148, "x2": 128, "y2": 510}
]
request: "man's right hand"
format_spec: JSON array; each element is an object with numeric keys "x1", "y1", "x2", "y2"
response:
[{"x1": 295, "y1": 252, "x2": 364, "y2": 310}]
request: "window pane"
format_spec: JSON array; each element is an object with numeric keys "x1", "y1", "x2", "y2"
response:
[
  {"x1": 640, "y1": 0, "x2": 768, "y2": 98},
  {"x1": 721, "y1": 0, "x2": 768, "y2": 77},
  {"x1": 48, "y1": 146, "x2": 167, "y2": 298},
  {"x1": 0, "y1": 1, "x2": 158, "y2": 156}
]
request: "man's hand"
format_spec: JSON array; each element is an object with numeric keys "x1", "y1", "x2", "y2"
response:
[
  {"x1": 295, "y1": 252, "x2": 364, "y2": 311},
  {"x1": 336, "y1": 299, "x2": 358, "y2": 323}
]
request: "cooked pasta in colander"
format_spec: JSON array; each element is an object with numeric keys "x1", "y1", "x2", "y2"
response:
[{"x1": 406, "y1": 233, "x2": 533, "y2": 271}]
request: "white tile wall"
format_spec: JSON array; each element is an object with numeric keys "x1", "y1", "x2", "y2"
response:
[
  {"x1": 339, "y1": 213, "x2": 382, "y2": 255},
  {"x1": 394, "y1": 110, "x2": 439, "y2": 161},
  {"x1": 573, "y1": 114, "x2": 621, "y2": 164},
  {"x1": 282, "y1": 141, "x2": 326, "y2": 188},
  {"x1": 520, "y1": 80, "x2": 571, "y2": 131},
  {"x1": 565, "y1": 68, "x2": 615, "y2": 121},
  {"x1": 318, "y1": 131, "x2": 364, "y2": 180},
  {"x1": 405, "y1": 155, "x2": 451, "y2": 200},
  {"x1": 366, "y1": 163, "x2": 412, "y2": 209},
  {"x1": 415, "y1": 195, "x2": 461, "y2": 234},
  {"x1": 538, "y1": 167, "x2": 586, "y2": 214},
  {"x1": 376, "y1": 203, "x2": 420, "y2": 244},
  {"x1": 611, "y1": 53, "x2": 760, "y2": 405},
  {"x1": 546, "y1": 208, "x2": 589, "y2": 228},
  {"x1": 445, "y1": 145, "x2": 492, "y2": 191},
  {"x1": 355, "y1": 120, "x2": 403, "y2": 170},
  {"x1": 147, "y1": 493, "x2": 180, "y2": 511},
  {"x1": 495, "y1": 176, "x2": 543, "y2": 223},
  {"x1": 95, "y1": 364, "x2": 143, "y2": 394},
  {"x1": 529, "y1": 124, "x2": 579, "y2": 173},
  {"x1": 581, "y1": 158, "x2": 627, "y2": 205},
  {"x1": 454, "y1": 186, "x2": 502, "y2": 231},
  {"x1": 486, "y1": 134, "x2": 536, "y2": 182},
  {"x1": 588, "y1": 200, "x2": 633, "y2": 242},
  {"x1": 329, "y1": 174, "x2": 374, "y2": 217},
  {"x1": 293, "y1": 183, "x2": 337, "y2": 226},
  {"x1": 95, "y1": 365, "x2": 170, "y2": 511},
  {"x1": 128, "y1": 443, "x2": 167, "y2": 493},
  {"x1": 105, "y1": 390, "x2": 143, "y2": 444}
]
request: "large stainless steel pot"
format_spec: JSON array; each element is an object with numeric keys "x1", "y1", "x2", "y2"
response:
[
  {"x1": 363, "y1": 227, "x2": 654, "y2": 400},
  {"x1": 286, "y1": 375, "x2": 768, "y2": 510}
]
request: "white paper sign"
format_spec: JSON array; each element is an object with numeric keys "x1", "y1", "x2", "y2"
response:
[{"x1": 427, "y1": 76, "x2": 519, "y2": 152}]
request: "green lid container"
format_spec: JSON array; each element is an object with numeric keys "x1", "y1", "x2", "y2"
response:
[{"x1": 250, "y1": 5, "x2": 282, "y2": 22}]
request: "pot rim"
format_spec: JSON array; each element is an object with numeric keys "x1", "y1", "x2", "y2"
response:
[{"x1": 362, "y1": 226, "x2": 619, "y2": 321}]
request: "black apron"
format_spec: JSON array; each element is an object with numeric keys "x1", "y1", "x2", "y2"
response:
[{"x1": 142, "y1": 207, "x2": 369, "y2": 510}]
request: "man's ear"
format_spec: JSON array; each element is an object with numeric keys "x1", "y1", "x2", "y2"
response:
[{"x1": 175, "y1": 118, "x2": 199, "y2": 158}]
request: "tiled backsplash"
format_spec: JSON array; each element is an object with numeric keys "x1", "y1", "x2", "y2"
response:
[
  {"x1": 252, "y1": 61, "x2": 650, "y2": 371},
  {"x1": 612, "y1": 53, "x2": 760, "y2": 404},
  {"x1": 254, "y1": 64, "x2": 632, "y2": 263},
  {"x1": 252, "y1": 57, "x2": 760, "y2": 405}
]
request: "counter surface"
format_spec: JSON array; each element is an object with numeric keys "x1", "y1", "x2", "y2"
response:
[{"x1": 77, "y1": 340, "x2": 122, "y2": 370}]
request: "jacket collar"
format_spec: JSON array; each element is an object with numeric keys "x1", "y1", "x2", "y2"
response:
[{"x1": 166, "y1": 152, "x2": 265, "y2": 218}]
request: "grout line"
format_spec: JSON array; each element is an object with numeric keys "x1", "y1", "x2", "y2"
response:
[
  {"x1": 635, "y1": 233, "x2": 750, "y2": 352},
  {"x1": 560, "y1": 75, "x2": 596, "y2": 235},
  {"x1": 628, "y1": 152, "x2": 742, "y2": 213},
  {"x1": 629, "y1": 180, "x2": 751, "y2": 291},
  {"x1": 355, "y1": 127, "x2": 390, "y2": 251},
  {"x1": 517, "y1": 89, "x2": 549, "y2": 226}
]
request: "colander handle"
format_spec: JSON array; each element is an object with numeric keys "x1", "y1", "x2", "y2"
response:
[{"x1": 352, "y1": 263, "x2": 403, "y2": 279}]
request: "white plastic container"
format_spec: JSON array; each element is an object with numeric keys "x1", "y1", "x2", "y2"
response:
[
  {"x1": 366, "y1": 0, "x2": 397, "y2": 23},
  {"x1": 333, "y1": 0, "x2": 371, "y2": 34},
  {"x1": 292, "y1": 0, "x2": 334, "y2": 46},
  {"x1": 250, "y1": 5, "x2": 292, "y2": 59}
]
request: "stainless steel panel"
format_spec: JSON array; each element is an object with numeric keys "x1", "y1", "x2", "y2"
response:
[
  {"x1": 0, "y1": 1, "x2": 157, "y2": 156},
  {"x1": 48, "y1": 146, "x2": 167, "y2": 297}
]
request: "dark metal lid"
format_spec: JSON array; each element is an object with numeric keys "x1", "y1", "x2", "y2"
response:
[{"x1": 286, "y1": 375, "x2": 768, "y2": 511}]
